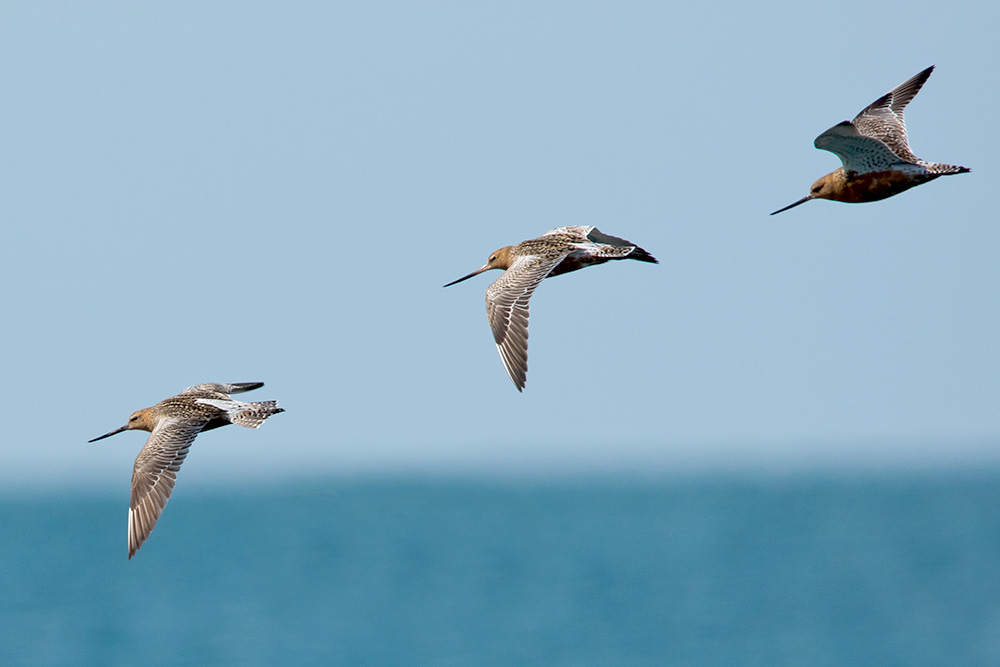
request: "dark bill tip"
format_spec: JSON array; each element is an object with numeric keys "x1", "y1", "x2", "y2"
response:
[
  {"x1": 88, "y1": 424, "x2": 128, "y2": 442},
  {"x1": 770, "y1": 195, "x2": 812, "y2": 216},
  {"x1": 443, "y1": 266, "x2": 488, "y2": 287}
]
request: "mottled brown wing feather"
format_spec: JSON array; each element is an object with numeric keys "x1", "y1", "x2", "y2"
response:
[
  {"x1": 485, "y1": 252, "x2": 568, "y2": 390},
  {"x1": 128, "y1": 418, "x2": 206, "y2": 558},
  {"x1": 814, "y1": 121, "x2": 904, "y2": 175},
  {"x1": 851, "y1": 66, "x2": 933, "y2": 163}
]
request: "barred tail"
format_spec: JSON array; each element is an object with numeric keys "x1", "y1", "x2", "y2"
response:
[
  {"x1": 228, "y1": 400, "x2": 284, "y2": 428},
  {"x1": 924, "y1": 162, "x2": 970, "y2": 176}
]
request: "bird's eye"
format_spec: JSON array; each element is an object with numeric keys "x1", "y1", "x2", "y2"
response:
[
  {"x1": 489, "y1": 255, "x2": 496, "y2": 262},
  {"x1": 129, "y1": 415, "x2": 138, "y2": 422},
  {"x1": 811, "y1": 185, "x2": 821, "y2": 194}
]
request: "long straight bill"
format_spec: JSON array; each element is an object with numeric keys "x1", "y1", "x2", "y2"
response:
[
  {"x1": 443, "y1": 265, "x2": 489, "y2": 287},
  {"x1": 770, "y1": 195, "x2": 812, "y2": 215},
  {"x1": 88, "y1": 424, "x2": 128, "y2": 442}
]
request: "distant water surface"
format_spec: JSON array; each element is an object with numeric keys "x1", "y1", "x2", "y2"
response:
[{"x1": 2, "y1": 472, "x2": 1000, "y2": 666}]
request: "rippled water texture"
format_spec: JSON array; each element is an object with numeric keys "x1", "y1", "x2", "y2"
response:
[{"x1": 3, "y1": 473, "x2": 1000, "y2": 666}]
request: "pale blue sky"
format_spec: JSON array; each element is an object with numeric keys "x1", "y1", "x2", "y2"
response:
[{"x1": 2, "y1": 2, "x2": 997, "y2": 487}]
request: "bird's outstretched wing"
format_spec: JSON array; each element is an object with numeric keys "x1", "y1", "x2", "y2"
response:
[
  {"x1": 851, "y1": 66, "x2": 932, "y2": 163},
  {"x1": 485, "y1": 252, "x2": 569, "y2": 391},
  {"x1": 128, "y1": 418, "x2": 206, "y2": 559},
  {"x1": 815, "y1": 121, "x2": 905, "y2": 175}
]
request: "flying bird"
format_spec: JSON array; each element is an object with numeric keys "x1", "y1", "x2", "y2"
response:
[
  {"x1": 444, "y1": 226, "x2": 657, "y2": 391},
  {"x1": 89, "y1": 382, "x2": 283, "y2": 558},
  {"x1": 772, "y1": 65, "x2": 969, "y2": 215}
]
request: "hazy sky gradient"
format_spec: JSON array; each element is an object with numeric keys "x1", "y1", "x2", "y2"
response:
[{"x1": 2, "y1": 2, "x2": 997, "y2": 487}]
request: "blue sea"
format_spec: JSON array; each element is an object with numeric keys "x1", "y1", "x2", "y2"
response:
[{"x1": 3, "y1": 472, "x2": 1000, "y2": 666}]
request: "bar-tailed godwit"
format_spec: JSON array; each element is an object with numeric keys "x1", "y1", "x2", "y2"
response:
[
  {"x1": 771, "y1": 65, "x2": 969, "y2": 215},
  {"x1": 89, "y1": 382, "x2": 284, "y2": 559},
  {"x1": 444, "y1": 226, "x2": 657, "y2": 391}
]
